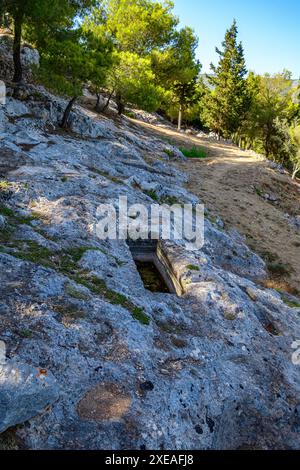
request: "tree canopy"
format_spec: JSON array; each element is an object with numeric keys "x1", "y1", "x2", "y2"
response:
[{"x1": 0, "y1": 0, "x2": 92, "y2": 82}]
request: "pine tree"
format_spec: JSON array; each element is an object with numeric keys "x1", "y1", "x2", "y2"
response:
[
  {"x1": 108, "y1": 51, "x2": 164, "y2": 115},
  {"x1": 153, "y1": 26, "x2": 200, "y2": 130},
  {"x1": 37, "y1": 25, "x2": 114, "y2": 129},
  {"x1": 0, "y1": 0, "x2": 94, "y2": 83},
  {"x1": 202, "y1": 20, "x2": 250, "y2": 138},
  {"x1": 97, "y1": 0, "x2": 177, "y2": 114},
  {"x1": 172, "y1": 28, "x2": 200, "y2": 131}
]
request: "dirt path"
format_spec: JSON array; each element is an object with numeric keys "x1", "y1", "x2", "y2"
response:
[{"x1": 132, "y1": 120, "x2": 300, "y2": 294}]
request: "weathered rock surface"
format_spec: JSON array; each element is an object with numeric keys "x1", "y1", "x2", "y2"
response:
[
  {"x1": 0, "y1": 86, "x2": 299, "y2": 450},
  {"x1": 0, "y1": 80, "x2": 5, "y2": 106},
  {"x1": 0, "y1": 360, "x2": 59, "y2": 433},
  {"x1": 0, "y1": 35, "x2": 39, "y2": 82}
]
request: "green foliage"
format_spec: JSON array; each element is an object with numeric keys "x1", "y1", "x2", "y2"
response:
[
  {"x1": 65, "y1": 284, "x2": 90, "y2": 300},
  {"x1": 131, "y1": 306, "x2": 150, "y2": 325},
  {"x1": 0, "y1": 1, "x2": 112, "y2": 124},
  {"x1": 202, "y1": 20, "x2": 250, "y2": 138},
  {"x1": 280, "y1": 294, "x2": 300, "y2": 309},
  {"x1": 268, "y1": 262, "x2": 291, "y2": 277},
  {"x1": 0, "y1": 0, "x2": 75, "y2": 31},
  {"x1": 152, "y1": 26, "x2": 201, "y2": 127},
  {"x1": 186, "y1": 264, "x2": 200, "y2": 271},
  {"x1": 85, "y1": 0, "x2": 180, "y2": 114},
  {"x1": 37, "y1": 28, "x2": 99, "y2": 98},
  {"x1": 0, "y1": 205, "x2": 14, "y2": 217},
  {"x1": 290, "y1": 123, "x2": 300, "y2": 179},
  {"x1": 81, "y1": 12, "x2": 116, "y2": 96},
  {"x1": 36, "y1": 22, "x2": 114, "y2": 126},
  {"x1": 144, "y1": 189, "x2": 159, "y2": 201},
  {"x1": 108, "y1": 51, "x2": 164, "y2": 113},
  {"x1": 0, "y1": 180, "x2": 11, "y2": 190},
  {"x1": 268, "y1": 118, "x2": 296, "y2": 165},
  {"x1": 0, "y1": 0, "x2": 89, "y2": 81},
  {"x1": 72, "y1": 272, "x2": 149, "y2": 324},
  {"x1": 179, "y1": 146, "x2": 207, "y2": 159},
  {"x1": 18, "y1": 328, "x2": 34, "y2": 338},
  {"x1": 11, "y1": 240, "x2": 53, "y2": 265},
  {"x1": 235, "y1": 71, "x2": 300, "y2": 172},
  {"x1": 105, "y1": 0, "x2": 178, "y2": 55},
  {"x1": 160, "y1": 195, "x2": 181, "y2": 205}
]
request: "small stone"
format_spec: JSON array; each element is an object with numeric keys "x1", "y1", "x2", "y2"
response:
[
  {"x1": 246, "y1": 287, "x2": 258, "y2": 301},
  {"x1": 224, "y1": 311, "x2": 237, "y2": 321}
]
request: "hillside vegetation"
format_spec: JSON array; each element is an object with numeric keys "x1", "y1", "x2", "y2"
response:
[{"x1": 0, "y1": 0, "x2": 299, "y2": 178}]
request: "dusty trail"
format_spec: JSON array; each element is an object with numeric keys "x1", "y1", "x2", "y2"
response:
[{"x1": 132, "y1": 119, "x2": 300, "y2": 293}]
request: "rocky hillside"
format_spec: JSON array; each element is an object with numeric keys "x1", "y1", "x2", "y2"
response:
[{"x1": 0, "y1": 84, "x2": 300, "y2": 450}]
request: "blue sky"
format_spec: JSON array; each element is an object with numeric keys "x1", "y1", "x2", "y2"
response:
[{"x1": 172, "y1": 0, "x2": 300, "y2": 78}]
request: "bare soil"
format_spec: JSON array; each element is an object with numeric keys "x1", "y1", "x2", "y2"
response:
[{"x1": 131, "y1": 120, "x2": 300, "y2": 294}]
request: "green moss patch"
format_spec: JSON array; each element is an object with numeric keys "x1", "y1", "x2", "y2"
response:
[
  {"x1": 280, "y1": 293, "x2": 300, "y2": 309},
  {"x1": 18, "y1": 328, "x2": 34, "y2": 339},
  {"x1": 0, "y1": 234, "x2": 149, "y2": 325},
  {"x1": 179, "y1": 146, "x2": 207, "y2": 159},
  {"x1": 144, "y1": 189, "x2": 159, "y2": 201},
  {"x1": 65, "y1": 283, "x2": 90, "y2": 300},
  {"x1": 0, "y1": 205, "x2": 14, "y2": 217},
  {"x1": 0, "y1": 205, "x2": 42, "y2": 225},
  {"x1": 160, "y1": 195, "x2": 181, "y2": 205},
  {"x1": 71, "y1": 273, "x2": 150, "y2": 325},
  {"x1": 186, "y1": 264, "x2": 200, "y2": 272},
  {"x1": 91, "y1": 168, "x2": 123, "y2": 184},
  {"x1": 268, "y1": 262, "x2": 291, "y2": 278},
  {"x1": 143, "y1": 191, "x2": 182, "y2": 206},
  {"x1": 131, "y1": 306, "x2": 150, "y2": 325}
]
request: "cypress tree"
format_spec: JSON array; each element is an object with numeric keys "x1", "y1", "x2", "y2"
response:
[{"x1": 203, "y1": 20, "x2": 250, "y2": 138}]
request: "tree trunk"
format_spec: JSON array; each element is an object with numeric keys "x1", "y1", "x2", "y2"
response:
[
  {"x1": 177, "y1": 105, "x2": 183, "y2": 132},
  {"x1": 13, "y1": 11, "x2": 24, "y2": 83},
  {"x1": 116, "y1": 92, "x2": 124, "y2": 116},
  {"x1": 95, "y1": 93, "x2": 101, "y2": 111},
  {"x1": 100, "y1": 89, "x2": 114, "y2": 112},
  {"x1": 292, "y1": 167, "x2": 300, "y2": 180},
  {"x1": 264, "y1": 136, "x2": 270, "y2": 159},
  {"x1": 60, "y1": 97, "x2": 77, "y2": 129}
]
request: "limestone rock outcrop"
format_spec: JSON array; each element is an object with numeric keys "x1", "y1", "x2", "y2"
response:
[{"x1": 0, "y1": 87, "x2": 299, "y2": 449}]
